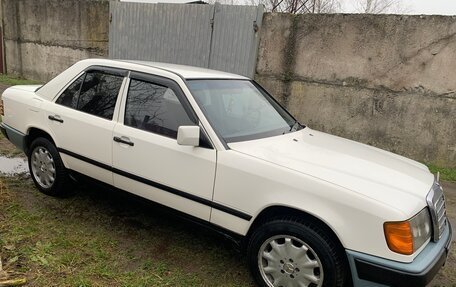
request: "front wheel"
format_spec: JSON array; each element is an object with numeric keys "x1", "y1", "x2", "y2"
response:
[
  {"x1": 28, "y1": 137, "x2": 71, "y2": 196},
  {"x1": 247, "y1": 217, "x2": 348, "y2": 287}
]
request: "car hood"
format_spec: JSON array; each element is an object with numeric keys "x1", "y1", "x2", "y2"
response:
[{"x1": 228, "y1": 128, "x2": 434, "y2": 214}]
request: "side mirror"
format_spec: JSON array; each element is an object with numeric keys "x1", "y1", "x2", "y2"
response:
[{"x1": 177, "y1": 126, "x2": 200, "y2": 147}]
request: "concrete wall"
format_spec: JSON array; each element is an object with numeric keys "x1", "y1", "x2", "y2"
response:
[
  {"x1": 2, "y1": 4, "x2": 455, "y2": 167},
  {"x1": 256, "y1": 13, "x2": 456, "y2": 167},
  {"x1": 2, "y1": 0, "x2": 109, "y2": 82}
]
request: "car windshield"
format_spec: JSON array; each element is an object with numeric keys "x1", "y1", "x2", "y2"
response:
[{"x1": 187, "y1": 79, "x2": 301, "y2": 143}]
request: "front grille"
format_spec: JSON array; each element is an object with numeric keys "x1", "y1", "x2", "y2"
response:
[{"x1": 426, "y1": 181, "x2": 448, "y2": 241}]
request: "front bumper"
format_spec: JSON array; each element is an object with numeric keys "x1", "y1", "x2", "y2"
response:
[{"x1": 347, "y1": 221, "x2": 452, "y2": 287}]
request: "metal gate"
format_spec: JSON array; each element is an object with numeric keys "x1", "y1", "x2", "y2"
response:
[{"x1": 109, "y1": 2, "x2": 263, "y2": 78}]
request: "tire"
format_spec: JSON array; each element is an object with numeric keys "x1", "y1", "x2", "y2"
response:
[
  {"x1": 247, "y1": 216, "x2": 348, "y2": 287},
  {"x1": 28, "y1": 137, "x2": 72, "y2": 197}
]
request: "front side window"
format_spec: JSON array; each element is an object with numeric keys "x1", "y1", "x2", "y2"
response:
[
  {"x1": 124, "y1": 79, "x2": 194, "y2": 138},
  {"x1": 77, "y1": 71, "x2": 124, "y2": 120},
  {"x1": 187, "y1": 80, "x2": 299, "y2": 142}
]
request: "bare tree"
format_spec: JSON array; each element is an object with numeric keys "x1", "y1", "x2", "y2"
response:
[
  {"x1": 209, "y1": 0, "x2": 341, "y2": 14},
  {"x1": 354, "y1": 0, "x2": 410, "y2": 14},
  {"x1": 268, "y1": 0, "x2": 341, "y2": 14}
]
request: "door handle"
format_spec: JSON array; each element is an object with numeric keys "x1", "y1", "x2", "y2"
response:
[
  {"x1": 113, "y1": 136, "x2": 134, "y2": 146},
  {"x1": 48, "y1": 115, "x2": 64, "y2": 123}
]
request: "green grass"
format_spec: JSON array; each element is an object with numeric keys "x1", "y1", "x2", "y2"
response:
[
  {"x1": 427, "y1": 164, "x2": 456, "y2": 182},
  {"x1": 1, "y1": 175, "x2": 454, "y2": 287},
  {"x1": 0, "y1": 176, "x2": 254, "y2": 287},
  {"x1": 0, "y1": 74, "x2": 41, "y2": 86}
]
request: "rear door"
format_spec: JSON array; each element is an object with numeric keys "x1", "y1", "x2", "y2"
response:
[
  {"x1": 112, "y1": 72, "x2": 217, "y2": 221},
  {"x1": 46, "y1": 67, "x2": 127, "y2": 185}
]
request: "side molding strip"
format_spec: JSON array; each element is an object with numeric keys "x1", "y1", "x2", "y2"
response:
[{"x1": 57, "y1": 148, "x2": 252, "y2": 221}]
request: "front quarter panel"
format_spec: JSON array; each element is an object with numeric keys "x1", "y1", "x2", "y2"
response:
[{"x1": 211, "y1": 149, "x2": 420, "y2": 263}]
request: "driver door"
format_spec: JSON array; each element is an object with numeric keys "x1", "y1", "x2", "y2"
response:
[{"x1": 112, "y1": 73, "x2": 216, "y2": 221}]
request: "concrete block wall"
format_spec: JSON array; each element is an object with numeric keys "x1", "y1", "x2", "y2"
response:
[
  {"x1": 2, "y1": 3, "x2": 455, "y2": 167},
  {"x1": 256, "y1": 13, "x2": 456, "y2": 167},
  {"x1": 2, "y1": 0, "x2": 109, "y2": 82}
]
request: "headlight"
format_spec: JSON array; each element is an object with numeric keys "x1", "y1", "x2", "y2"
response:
[{"x1": 384, "y1": 208, "x2": 432, "y2": 255}]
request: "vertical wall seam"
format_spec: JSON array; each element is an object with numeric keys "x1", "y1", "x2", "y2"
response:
[
  {"x1": 14, "y1": 0, "x2": 23, "y2": 76},
  {"x1": 282, "y1": 14, "x2": 299, "y2": 108},
  {"x1": 249, "y1": 5, "x2": 264, "y2": 78},
  {"x1": 207, "y1": 3, "x2": 217, "y2": 69},
  {"x1": 0, "y1": 0, "x2": 6, "y2": 73}
]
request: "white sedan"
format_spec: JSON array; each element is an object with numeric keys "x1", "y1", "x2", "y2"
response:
[{"x1": 0, "y1": 59, "x2": 452, "y2": 287}]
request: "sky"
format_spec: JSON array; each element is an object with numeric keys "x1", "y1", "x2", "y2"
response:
[
  {"x1": 341, "y1": 0, "x2": 456, "y2": 15},
  {"x1": 121, "y1": 0, "x2": 456, "y2": 15},
  {"x1": 410, "y1": 0, "x2": 456, "y2": 15}
]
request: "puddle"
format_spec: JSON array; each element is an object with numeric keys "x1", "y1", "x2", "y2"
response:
[{"x1": 0, "y1": 156, "x2": 29, "y2": 176}]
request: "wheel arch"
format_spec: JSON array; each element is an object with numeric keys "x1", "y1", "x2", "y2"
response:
[
  {"x1": 246, "y1": 205, "x2": 346, "y2": 254},
  {"x1": 25, "y1": 127, "x2": 56, "y2": 155},
  {"x1": 245, "y1": 205, "x2": 353, "y2": 286}
]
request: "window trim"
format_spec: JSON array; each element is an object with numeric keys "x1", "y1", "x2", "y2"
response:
[
  {"x1": 54, "y1": 67, "x2": 126, "y2": 121},
  {"x1": 54, "y1": 72, "x2": 85, "y2": 109},
  {"x1": 74, "y1": 73, "x2": 86, "y2": 110},
  {"x1": 52, "y1": 71, "x2": 86, "y2": 103},
  {"x1": 115, "y1": 72, "x2": 215, "y2": 150},
  {"x1": 53, "y1": 66, "x2": 129, "y2": 103},
  {"x1": 85, "y1": 65, "x2": 129, "y2": 77},
  {"x1": 76, "y1": 70, "x2": 124, "y2": 120},
  {"x1": 123, "y1": 72, "x2": 199, "y2": 140},
  {"x1": 129, "y1": 71, "x2": 199, "y2": 124}
]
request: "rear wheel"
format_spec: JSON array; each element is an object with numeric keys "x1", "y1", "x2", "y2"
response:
[
  {"x1": 28, "y1": 137, "x2": 71, "y2": 196},
  {"x1": 248, "y1": 216, "x2": 347, "y2": 287}
]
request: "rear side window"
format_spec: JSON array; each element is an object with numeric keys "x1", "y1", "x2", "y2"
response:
[
  {"x1": 55, "y1": 74, "x2": 84, "y2": 109},
  {"x1": 124, "y1": 79, "x2": 194, "y2": 138},
  {"x1": 77, "y1": 71, "x2": 124, "y2": 120},
  {"x1": 55, "y1": 70, "x2": 124, "y2": 120}
]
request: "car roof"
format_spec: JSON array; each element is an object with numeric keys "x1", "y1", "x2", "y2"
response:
[
  {"x1": 36, "y1": 58, "x2": 250, "y2": 101},
  {"x1": 121, "y1": 60, "x2": 249, "y2": 80}
]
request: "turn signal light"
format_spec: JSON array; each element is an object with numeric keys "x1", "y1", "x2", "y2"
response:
[
  {"x1": 384, "y1": 221, "x2": 413, "y2": 255},
  {"x1": 0, "y1": 99, "x2": 3, "y2": 116}
]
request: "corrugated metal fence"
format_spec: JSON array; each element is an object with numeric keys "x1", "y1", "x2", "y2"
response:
[{"x1": 109, "y1": 2, "x2": 263, "y2": 78}]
